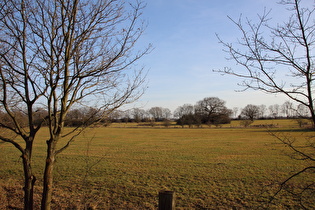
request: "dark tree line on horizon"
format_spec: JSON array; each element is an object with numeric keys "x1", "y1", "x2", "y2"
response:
[
  {"x1": 2, "y1": 97, "x2": 308, "y2": 128},
  {"x1": 113, "y1": 98, "x2": 310, "y2": 122}
]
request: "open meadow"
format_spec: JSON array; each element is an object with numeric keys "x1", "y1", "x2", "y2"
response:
[{"x1": 1, "y1": 119, "x2": 314, "y2": 209}]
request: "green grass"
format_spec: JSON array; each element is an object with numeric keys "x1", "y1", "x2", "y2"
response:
[{"x1": 0, "y1": 119, "x2": 314, "y2": 209}]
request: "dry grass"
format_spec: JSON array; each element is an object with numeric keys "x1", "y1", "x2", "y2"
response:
[{"x1": 0, "y1": 119, "x2": 314, "y2": 209}]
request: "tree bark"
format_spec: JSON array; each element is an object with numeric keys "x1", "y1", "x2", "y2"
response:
[
  {"x1": 22, "y1": 152, "x2": 36, "y2": 210},
  {"x1": 41, "y1": 140, "x2": 56, "y2": 210}
]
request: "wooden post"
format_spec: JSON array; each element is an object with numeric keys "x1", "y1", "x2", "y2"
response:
[{"x1": 158, "y1": 190, "x2": 175, "y2": 210}]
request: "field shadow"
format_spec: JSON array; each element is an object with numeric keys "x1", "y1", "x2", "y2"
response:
[{"x1": 250, "y1": 127, "x2": 315, "y2": 133}]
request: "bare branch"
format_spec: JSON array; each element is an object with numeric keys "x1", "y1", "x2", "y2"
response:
[
  {"x1": 215, "y1": 0, "x2": 315, "y2": 126},
  {"x1": 269, "y1": 166, "x2": 315, "y2": 205}
]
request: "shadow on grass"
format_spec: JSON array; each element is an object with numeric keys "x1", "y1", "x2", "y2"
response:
[{"x1": 250, "y1": 127, "x2": 315, "y2": 133}]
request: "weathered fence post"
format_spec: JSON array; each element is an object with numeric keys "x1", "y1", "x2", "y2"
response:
[{"x1": 158, "y1": 190, "x2": 175, "y2": 210}]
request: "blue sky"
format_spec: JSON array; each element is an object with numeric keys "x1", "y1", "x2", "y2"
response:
[{"x1": 127, "y1": 0, "x2": 307, "y2": 112}]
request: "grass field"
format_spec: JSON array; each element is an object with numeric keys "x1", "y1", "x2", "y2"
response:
[{"x1": 0, "y1": 119, "x2": 314, "y2": 209}]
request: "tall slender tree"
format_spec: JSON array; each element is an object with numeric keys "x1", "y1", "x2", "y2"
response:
[{"x1": 0, "y1": 0, "x2": 150, "y2": 209}]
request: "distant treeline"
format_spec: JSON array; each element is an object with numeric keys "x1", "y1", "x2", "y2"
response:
[{"x1": 0, "y1": 97, "x2": 310, "y2": 128}]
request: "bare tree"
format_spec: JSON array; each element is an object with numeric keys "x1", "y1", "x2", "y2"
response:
[
  {"x1": 131, "y1": 108, "x2": 146, "y2": 122},
  {"x1": 297, "y1": 103, "x2": 311, "y2": 118},
  {"x1": 232, "y1": 107, "x2": 239, "y2": 119},
  {"x1": 281, "y1": 101, "x2": 295, "y2": 118},
  {"x1": 174, "y1": 104, "x2": 194, "y2": 119},
  {"x1": 148, "y1": 107, "x2": 171, "y2": 121},
  {"x1": 269, "y1": 104, "x2": 281, "y2": 118},
  {"x1": 148, "y1": 107, "x2": 162, "y2": 121},
  {"x1": 174, "y1": 104, "x2": 195, "y2": 128},
  {"x1": 161, "y1": 107, "x2": 172, "y2": 120},
  {"x1": 195, "y1": 97, "x2": 226, "y2": 117},
  {"x1": 0, "y1": 0, "x2": 150, "y2": 209},
  {"x1": 195, "y1": 97, "x2": 232, "y2": 125},
  {"x1": 258, "y1": 104, "x2": 267, "y2": 119},
  {"x1": 216, "y1": 0, "x2": 315, "y2": 128},
  {"x1": 108, "y1": 109, "x2": 125, "y2": 122},
  {"x1": 241, "y1": 104, "x2": 260, "y2": 121}
]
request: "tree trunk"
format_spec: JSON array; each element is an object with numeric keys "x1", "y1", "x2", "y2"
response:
[
  {"x1": 22, "y1": 153, "x2": 36, "y2": 210},
  {"x1": 310, "y1": 111, "x2": 315, "y2": 130},
  {"x1": 41, "y1": 141, "x2": 56, "y2": 210}
]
